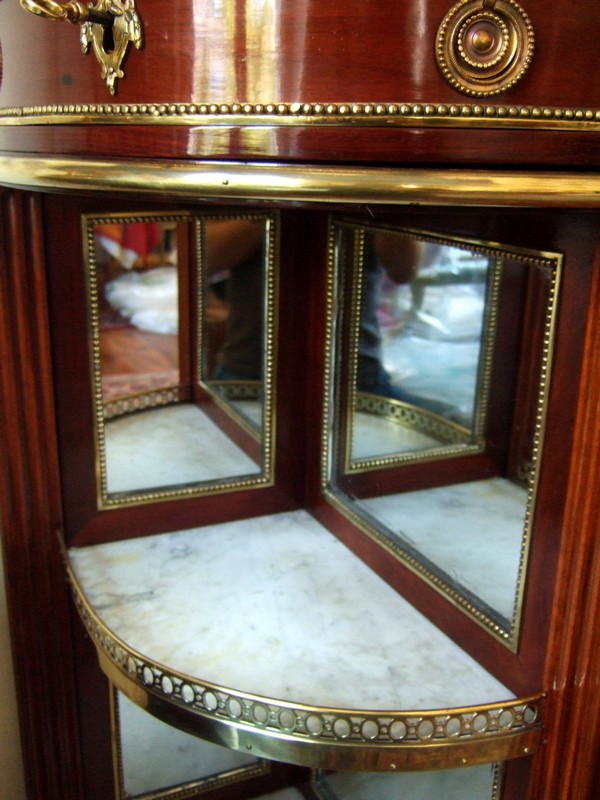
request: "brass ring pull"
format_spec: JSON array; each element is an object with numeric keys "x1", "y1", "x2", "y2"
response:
[
  {"x1": 20, "y1": 0, "x2": 142, "y2": 95},
  {"x1": 436, "y1": 0, "x2": 534, "y2": 96}
]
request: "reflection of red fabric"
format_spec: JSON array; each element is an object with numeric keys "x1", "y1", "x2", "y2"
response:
[{"x1": 96, "y1": 222, "x2": 162, "y2": 268}]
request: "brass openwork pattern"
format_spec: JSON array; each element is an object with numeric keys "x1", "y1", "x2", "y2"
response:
[
  {"x1": 103, "y1": 384, "x2": 190, "y2": 420},
  {"x1": 355, "y1": 393, "x2": 471, "y2": 446},
  {"x1": 2, "y1": 101, "x2": 600, "y2": 130},
  {"x1": 69, "y1": 563, "x2": 543, "y2": 766}
]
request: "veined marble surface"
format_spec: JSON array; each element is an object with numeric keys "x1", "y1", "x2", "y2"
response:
[
  {"x1": 69, "y1": 510, "x2": 511, "y2": 711},
  {"x1": 359, "y1": 478, "x2": 528, "y2": 623},
  {"x1": 104, "y1": 403, "x2": 260, "y2": 494},
  {"x1": 322, "y1": 763, "x2": 498, "y2": 799},
  {"x1": 351, "y1": 411, "x2": 441, "y2": 460}
]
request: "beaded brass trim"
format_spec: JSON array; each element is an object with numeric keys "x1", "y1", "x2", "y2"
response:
[
  {"x1": 2, "y1": 101, "x2": 600, "y2": 130},
  {"x1": 68, "y1": 559, "x2": 543, "y2": 772}
]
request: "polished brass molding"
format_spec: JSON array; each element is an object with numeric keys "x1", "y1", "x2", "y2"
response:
[
  {"x1": 3, "y1": 155, "x2": 600, "y2": 208},
  {"x1": 436, "y1": 0, "x2": 534, "y2": 97},
  {"x1": 2, "y1": 100, "x2": 600, "y2": 130},
  {"x1": 68, "y1": 559, "x2": 544, "y2": 772}
]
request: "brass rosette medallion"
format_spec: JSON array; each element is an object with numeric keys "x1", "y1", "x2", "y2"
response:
[{"x1": 436, "y1": 0, "x2": 534, "y2": 96}]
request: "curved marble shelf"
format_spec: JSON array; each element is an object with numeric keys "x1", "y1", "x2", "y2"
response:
[{"x1": 67, "y1": 511, "x2": 542, "y2": 771}]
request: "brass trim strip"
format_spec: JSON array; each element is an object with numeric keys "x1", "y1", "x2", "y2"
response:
[
  {"x1": 1, "y1": 101, "x2": 600, "y2": 131},
  {"x1": 2, "y1": 155, "x2": 600, "y2": 207},
  {"x1": 67, "y1": 558, "x2": 543, "y2": 772}
]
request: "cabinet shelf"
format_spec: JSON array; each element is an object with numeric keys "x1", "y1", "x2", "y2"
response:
[{"x1": 68, "y1": 510, "x2": 542, "y2": 772}]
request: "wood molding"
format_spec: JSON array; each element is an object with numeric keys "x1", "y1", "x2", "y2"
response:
[
  {"x1": 0, "y1": 189, "x2": 84, "y2": 798},
  {"x1": 530, "y1": 227, "x2": 600, "y2": 798}
]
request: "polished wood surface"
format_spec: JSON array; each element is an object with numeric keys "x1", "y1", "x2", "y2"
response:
[
  {"x1": 1, "y1": 1, "x2": 600, "y2": 164},
  {"x1": 0, "y1": 189, "x2": 83, "y2": 798},
  {"x1": 100, "y1": 327, "x2": 178, "y2": 376},
  {"x1": 1, "y1": 1, "x2": 599, "y2": 108}
]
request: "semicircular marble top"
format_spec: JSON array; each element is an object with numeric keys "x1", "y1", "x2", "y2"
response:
[{"x1": 69, "y1": 510, "x2": 512, "y2": 711}]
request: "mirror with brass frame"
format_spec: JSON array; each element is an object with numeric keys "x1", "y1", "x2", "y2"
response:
[
  {"x1": 112, "y1": 689, "x2": 268, "y2": 800},
  {"x1": 325, "y1": 221, "x2": 561, "y2": 647},
  {"x1": 86, "y1": 211, "x2": 276, "y2": 508}
]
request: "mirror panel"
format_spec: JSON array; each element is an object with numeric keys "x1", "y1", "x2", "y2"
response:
[
  {"x1": 347, "y1": 227, "x2": 498, "y2": 468},
  {"x1": 113, "y1": 690, "x2": 266, "y2": 799},
  {"x1": 86, "y1": 211, "x2": 276, "y2": 508},
  {"x1": 199, "y1": 216, "x2": 269, "y2": 437},
  {"x1": 326, "y1": 221, "x2": 561, "y2": 646}
]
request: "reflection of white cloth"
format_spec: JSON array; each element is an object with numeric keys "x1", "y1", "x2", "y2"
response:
[{"x1": 105, "y1": 266, "x2": 178, "y2": 334}]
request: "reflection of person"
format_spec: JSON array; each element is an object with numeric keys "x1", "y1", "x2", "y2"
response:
[
  {"x1": 358, "y1": 234, "x2": 462, "y2": 420},
  {"x1": 357, "y1": 233, "x2": 423, "y2": 400},
  {"x1": 204, "y1": 220, "x2": 265, "y2": 381}
]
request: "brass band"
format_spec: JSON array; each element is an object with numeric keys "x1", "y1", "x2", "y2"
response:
[{"x1": 1, "y1": 155, "x2": 600, "y2": 207}]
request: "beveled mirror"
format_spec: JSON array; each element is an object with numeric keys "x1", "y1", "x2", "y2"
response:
[
  {"x1": 325, "y1": 221, "x2": 561, "y2": 647},
  {"x1": 85, "y1": 211, "x2": 277, "y2": 508}
]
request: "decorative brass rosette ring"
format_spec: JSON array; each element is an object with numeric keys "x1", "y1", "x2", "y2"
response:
[{"x1": 436, "y1": 0, "x2": 534, "y2": 96}]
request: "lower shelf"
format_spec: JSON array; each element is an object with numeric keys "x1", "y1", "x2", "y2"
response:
[{"x1": 68, "y1": 509, "x2": 542, "y2": 772}]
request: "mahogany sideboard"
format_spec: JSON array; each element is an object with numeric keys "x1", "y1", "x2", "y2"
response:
[{"x1": 0, "y1": 2, "x2": 599, "y2": 799}]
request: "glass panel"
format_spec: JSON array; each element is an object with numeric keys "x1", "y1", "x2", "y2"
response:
[
  {"x1": 326, "y1": 222, "x2": 561, "y2": 646},
  {"x1": 87, "y1": 212, "x2": 276, "y2": 507},
  {"x1": 199, "y1": 217, "x2": 268, "y2": 436},
  {"x1": 316, "y1": 763, "x2": 501, "y2": 800},
  {"x1": 114, "y1": 691, "x2": 265, "y2": 799},
  {"x1": 349, "y1": 229, "x2": 495, "y2": 468}
]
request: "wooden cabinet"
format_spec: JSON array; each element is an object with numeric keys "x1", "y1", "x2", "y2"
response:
[{"x1": 1, "y1": 3, "x2": 600, "y2": 799}]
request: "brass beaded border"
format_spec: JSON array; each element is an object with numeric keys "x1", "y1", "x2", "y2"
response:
[
  {"x1": 2, "y1": 101, "x2": 600, "y2": 130},
  {"x1": 68, "y1": 558, "x2": 543, "y2": 770}
]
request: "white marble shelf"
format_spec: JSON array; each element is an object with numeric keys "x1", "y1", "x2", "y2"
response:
[{"x1": 68, "y1": 510, "x2": 542, "y2": 771}]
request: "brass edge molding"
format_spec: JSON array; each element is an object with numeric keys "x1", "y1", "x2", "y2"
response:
[
  {"x1": 2, "y1": 101, "x2": 600, "y2": 131},
  {"x1": 66, "y1": 558, "x2": 543, "y2": 771},
  {"x1": 2, "y1": 155, "x2": 600, "y2": 207}
]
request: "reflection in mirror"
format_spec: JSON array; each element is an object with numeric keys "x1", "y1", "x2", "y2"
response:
[
  {"x1": 349, "y1": 229, "x2": 497, "y2": 467},
  {"x1": 326, "y1": 222, "x2": 561, "y2": 646},
  {"x1": 199, "y1": 217, "x2": 268, "y2": 436},
  {"x1": 87, "y1": 212, "x2": 276, "y2": 507},
  {"x1": 113, "y1": 690, "x2": 266, "y2": 799}
]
